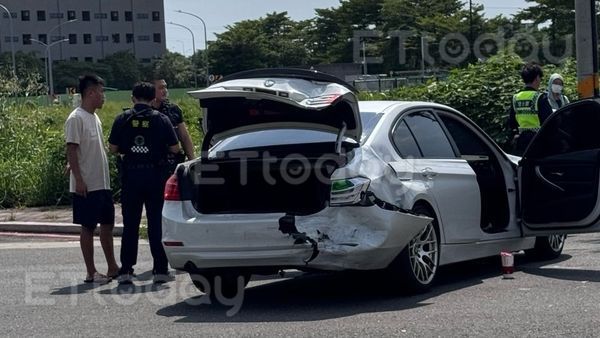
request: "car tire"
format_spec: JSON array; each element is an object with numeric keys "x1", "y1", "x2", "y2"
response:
[
  {"x1": 387, "y1": 204, "x2": 441, "y2": 294},
  {"x1": 525, "y1": 235, "x2": 566, "y2": 260}
]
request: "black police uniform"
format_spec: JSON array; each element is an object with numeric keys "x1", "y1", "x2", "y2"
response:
[
  {"x1": 108, "y1": 103, "x2": 178, "y2": 276},
  {"x1": 156, "y1": 100, "x2": 186, "y2": 173}
]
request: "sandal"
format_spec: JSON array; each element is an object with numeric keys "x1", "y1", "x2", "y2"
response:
[
  {"x1": 107, "y1": 270, "x2": 120, "y2": 279},
  {"x1": 84, "y1": 272, "x2": 111, "y2": 284}
]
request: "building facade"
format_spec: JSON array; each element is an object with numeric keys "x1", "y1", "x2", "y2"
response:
[{"x1": 0, "y1": 0, "x2": 166, "y2": 63}]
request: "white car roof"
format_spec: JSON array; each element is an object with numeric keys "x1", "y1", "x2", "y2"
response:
[{"x1": 358, "y1": 100, "x2": 460, "y2": 115}]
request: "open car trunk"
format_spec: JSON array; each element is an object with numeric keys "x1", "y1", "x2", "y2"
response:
[
  {"x1": 190, "y1": 143, "x2": 351, "y2": 215},
  {"x1": 186, "y1": 68, "x2": 363, "y2": 215}
]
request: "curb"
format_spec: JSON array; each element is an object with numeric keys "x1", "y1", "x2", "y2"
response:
[{"x1": 0, "y1": 222, "x2": 124, "y2": 236}]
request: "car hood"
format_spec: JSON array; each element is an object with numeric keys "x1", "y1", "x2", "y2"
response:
[{"x1": 188, "y1": 69, "x2": 362, "y2": 148}]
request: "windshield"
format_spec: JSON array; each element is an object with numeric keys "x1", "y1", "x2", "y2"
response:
[
  {"x1": 360, "y1": 112, "x2": 383, "y2": 143},
  {"x1": 212, "y1": 111, "x2": 383, "y2": 152}
]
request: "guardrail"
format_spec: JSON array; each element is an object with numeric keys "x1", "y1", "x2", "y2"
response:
[{"x1": 352, "y1": 73, "x2": 448, "y2": 92}]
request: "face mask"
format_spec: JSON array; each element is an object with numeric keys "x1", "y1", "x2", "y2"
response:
[{"x1": 551, "y1": 84, "x2": 563, "y2": 94}]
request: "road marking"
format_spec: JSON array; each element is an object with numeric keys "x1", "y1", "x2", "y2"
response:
[
  {"x1": 0, "y1": 241, "x2": 136, "y2": 250},
  {"x1": 0, "y1": 232, "x2": 79, "y2": 240},
  {"x1": 0, "y1": 241, "x2": 81, "y2": 249},
  {"x1": 544, "y1": 265, "x2": 588, "y2": 270}
]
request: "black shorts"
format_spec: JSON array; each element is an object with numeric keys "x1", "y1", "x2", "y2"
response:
[{"x1": 72, "y1": 190, "x2": 115, "y2": 229}]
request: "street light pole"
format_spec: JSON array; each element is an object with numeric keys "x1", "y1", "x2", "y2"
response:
[
  {"x1": 175, "y1": 10, "x2": 209, "y2": 87},
  {"x1": 48, "y1": 19, "x2": 78, "y2": 37},
  {"x1": 0, "y1": 3, "x2": 16, "y2": 76},
  {"x1": 29, "y1": 19, "x2": 77, "y2": 103},
  {"x1": 48, "y1": 19, "x2": 77, "y2": 59},
  {"x1": 362, "y1": 40, "x2": 367, "y2": 75},
  {"x1": 167, "y1": 21, "x2": 197, "y2": 88},
  {"x1": 31, "y1": 38, "x2": 69, "y2": 103}
]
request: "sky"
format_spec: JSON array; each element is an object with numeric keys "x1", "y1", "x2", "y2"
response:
[{"x1": 163, "y1": 0, "x2": 529, "y2": 56}]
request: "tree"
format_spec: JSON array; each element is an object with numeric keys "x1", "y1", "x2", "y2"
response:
[
  {"x1": 210, "y1": 12, "x2": 311, "y2": 75},
  {"x1": 309, "y1": 0, "x2": 385, "y2": 65},
  {"x1": 151, "y1": 51, "x2": 193, "y2": 88},
  {"x1": 101, "y1": 51, "x2": 141, "y2": 90},
  {"x1": 515, "y1": 0, "x2": 576, "y2": 62},
  {"x1": 381, "y1": 0, "x2": 486, "y2": 69},
  {"x1": 52, "y1": 61, "x2": 113, "y2": 94},
  {"x1": 0, "y1": 51, "x2": 44, "y2": 79}
]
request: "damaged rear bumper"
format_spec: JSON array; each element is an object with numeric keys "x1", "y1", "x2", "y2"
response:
[{"x1": 162, "y1": 201, "x2": 431, "y2": 271}]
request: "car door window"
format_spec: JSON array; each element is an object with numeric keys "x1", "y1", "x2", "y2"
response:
[
  {"x1": 391, "y1": 120, "x2": 422, "y2": 158},
  {"x1": 404, "y1": 111, "x2": 456, "y2": 158},
  {"x1": 525, "y1": 101, "x2": 600, "y2": 159},
  {"x1": 439, "y1": 115, "x2": 488, "y2": 156}
]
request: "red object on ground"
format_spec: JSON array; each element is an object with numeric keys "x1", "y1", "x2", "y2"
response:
[{"x1": 501, "y1": 251, "x2": 514, "y2": 278}]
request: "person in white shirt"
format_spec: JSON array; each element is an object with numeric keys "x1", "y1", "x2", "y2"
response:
[{"x1": 64, "y1": 74, "x2": 119, "y2": 284}]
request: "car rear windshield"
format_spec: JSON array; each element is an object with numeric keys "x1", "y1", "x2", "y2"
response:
[
  {"x1": 212, "y1": 112, "x2": 382, "y2": 153},
  {"x1": 360, "y1": 112, "x2": 383, "y2": 143},
  {"x1": 213, "y1": 129, "x2": 338, "y2": 152}
]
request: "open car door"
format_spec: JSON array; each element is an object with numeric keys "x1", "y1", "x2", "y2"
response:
[{"x1": 519, "y1": 99, "x2": 600, "y2": 236}]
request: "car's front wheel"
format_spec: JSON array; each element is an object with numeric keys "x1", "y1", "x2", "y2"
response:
[
  {"x1": 387, "y1": 205, "x2": 440, "y2": 294},
  {"x1": 526, "y1": 235, "x2": 566, "y2": 260}
]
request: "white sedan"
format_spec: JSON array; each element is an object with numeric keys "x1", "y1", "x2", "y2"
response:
[{"x1": 162, "y1": 69, "x2": 600, "y2": 296}]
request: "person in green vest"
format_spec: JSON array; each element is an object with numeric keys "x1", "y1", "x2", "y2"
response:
[{"x1": 507, "y1": 62, "x2": 553, "y2": 155}]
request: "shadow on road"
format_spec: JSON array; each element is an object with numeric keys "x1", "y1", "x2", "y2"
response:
[
  {"x1": 50, "y1": 270, "x2": 168, "y2": 296},
  {"x1": 156, "y1": 256, "x2": 508, "y2": 322},
  {"x1": 51, "y1": 283, "x2": 103, "y2": 295},
  {"x1": 518, "y1": 253, "x2": 600, "y2": 282}
]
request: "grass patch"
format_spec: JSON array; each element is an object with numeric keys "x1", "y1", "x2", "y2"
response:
[{"x1": 0, "y1": 88, "x2": 202, "y2": 208}]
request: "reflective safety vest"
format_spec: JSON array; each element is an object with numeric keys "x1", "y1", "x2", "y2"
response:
[{"x1": 512, "y1": 90, "x2": 541, "y2": 132}]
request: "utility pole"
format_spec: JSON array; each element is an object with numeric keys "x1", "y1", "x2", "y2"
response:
[
  {"x1": 575, "y1": 0, "x2": 599, "y2": 98},
  {"x1": 421, "y1": 36, "x2": 426, "y2": 79},
  {"x1": 469, "y1": 0, "x2": 474, "y2": 47},
  {"x1": 362, "y1": 39, "x2": 367, "y2": 75}
]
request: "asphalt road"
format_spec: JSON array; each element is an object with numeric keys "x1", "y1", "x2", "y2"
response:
[{"x1": 1, "y1": 232, "x2": 600, "y2": 337}]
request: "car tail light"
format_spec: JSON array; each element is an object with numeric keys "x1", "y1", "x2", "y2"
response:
[
  {"x1": 330, "y1": 177, "x2": 370, "y2": 206},
  {"x1": 305, "y1": 94, "x2": 342, "y2": 106},
  {"x1": 164, "y1": 174, "x2": 180, "y2": 201}
]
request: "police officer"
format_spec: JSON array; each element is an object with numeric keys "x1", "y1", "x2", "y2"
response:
[
  {"x1": 152, "y1": 78, "x2": 195, "y2": 173},
  {"x1": 507, "y1": 62, "x2": 553, "y2": 155},
  {"x1": 108, "y1": 82, "x2": 180, "y2": 284}
]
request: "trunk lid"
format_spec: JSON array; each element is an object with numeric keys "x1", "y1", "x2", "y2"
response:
[{"x1": 188, "y1": 68, "x2": 362, "y2": 152}]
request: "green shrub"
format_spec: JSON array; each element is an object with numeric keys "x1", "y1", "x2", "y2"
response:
[
  {"x1": 0, "y1": 103, "x2": 69, "y2": 207},
  {"x1": 0, "y1": 84, "x2": 203, "y2": 208}
]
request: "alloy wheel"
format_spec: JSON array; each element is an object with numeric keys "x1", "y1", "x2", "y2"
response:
[
  {"x1": 548, "y1": 234, "x2": 566, "y2": 252},
  {"x1": 408, "y1": 222, "x2": 439, "y2": 284}
]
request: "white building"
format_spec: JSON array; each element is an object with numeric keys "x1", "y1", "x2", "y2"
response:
[{"x1": 0, "y1": 0, "x2": 166, "y2": 63}]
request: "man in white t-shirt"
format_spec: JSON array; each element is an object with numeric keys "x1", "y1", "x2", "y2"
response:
[{"x1": 64, "y1": 74, "x2": 119, "y2": 284}]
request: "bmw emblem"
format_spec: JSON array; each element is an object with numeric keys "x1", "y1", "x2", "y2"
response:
[{"x1": 264, "y1": 79, "x2": 275, "y2": 87}]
